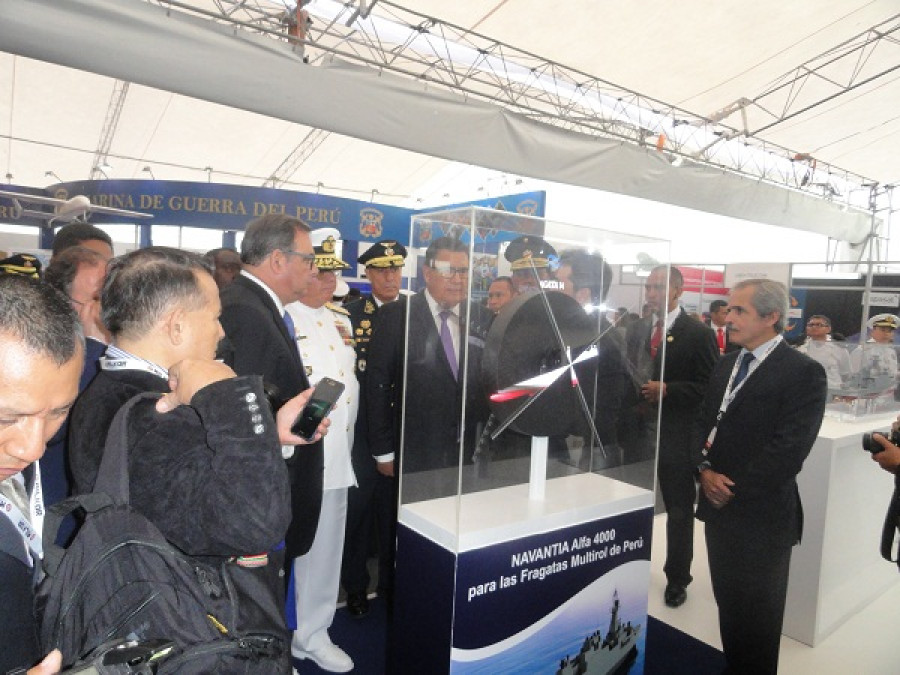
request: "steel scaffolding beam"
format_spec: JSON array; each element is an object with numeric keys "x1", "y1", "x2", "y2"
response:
[
  {"x1": 263, "y1": 127, "x2": 331, "y2": 188},
  {"x1": 147, "y1": 1, "x2": 890, "y2": 210},
  {"x1": 90, "y1": 79, "x2": 130, "y2": 180}
]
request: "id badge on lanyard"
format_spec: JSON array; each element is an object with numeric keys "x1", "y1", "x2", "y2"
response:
[{"x1": 0, "y1": 464, "x2": 44, "y2": 565}]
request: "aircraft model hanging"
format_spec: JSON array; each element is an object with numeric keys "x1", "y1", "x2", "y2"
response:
[{"x1": 0, "y1": 190, "x2": 153, "y2": 224}]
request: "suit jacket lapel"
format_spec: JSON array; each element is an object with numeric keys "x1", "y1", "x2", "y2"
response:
[{"x1": 235, "y1": 275, "x2": 301, "y2": 367}]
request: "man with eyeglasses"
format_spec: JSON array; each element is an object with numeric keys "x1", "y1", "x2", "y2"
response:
[
  {"x1": 365, "y1": 236, "x2": 487, "y2": 600},
  {"x1": 218, "y1": 213, "x2": 325, "y2": 568},
  {"x1": 797, "y1": 315, "x2": 851, "y2": 389}
]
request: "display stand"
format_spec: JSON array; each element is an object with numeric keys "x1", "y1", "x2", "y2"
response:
[
  {"x1": 529, "y1": 436, "x2": 548, "y2": 501},
  {"x1": 783, "y1": 413, "x2": 900, "y2": 645},
  {"x1": 390, "y1": 207, "x2": 669, "y2": 673}
]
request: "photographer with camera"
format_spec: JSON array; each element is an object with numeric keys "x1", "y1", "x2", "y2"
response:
[
  {"x1": 867, "y1": 423, "x2": 900, "y2": 574},
  {"x1": 868, "y1": 427, "x2": 900, "y2": 474}
]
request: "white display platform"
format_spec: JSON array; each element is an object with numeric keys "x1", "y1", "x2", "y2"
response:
[
  {"x1": 399, "y1": 472, "x2": 654, "y2": 553},
  {"x1": 783, "y1": 413, "x2": 900, "y2": 646}
]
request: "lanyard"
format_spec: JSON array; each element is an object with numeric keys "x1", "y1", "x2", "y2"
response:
[
  {"x1": 100, "y1": 355, "x2": 169, "y2": 381},
  {"x1": 702, "y1": 338, "x2": 780, "y2": 457},
  {"x1": 0, "y1": 465, "x2": 44, "y2": 565}
]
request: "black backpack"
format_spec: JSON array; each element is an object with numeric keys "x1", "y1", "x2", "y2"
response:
[{"x1": 36, "y1": 393, "x2": 289, "y2": 673}]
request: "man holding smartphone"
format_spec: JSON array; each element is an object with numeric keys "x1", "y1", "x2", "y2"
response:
[{"x1": 285, "y1": 228, "x2": 358, "y2": 673}]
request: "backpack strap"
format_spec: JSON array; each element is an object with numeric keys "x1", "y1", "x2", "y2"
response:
[
  {"x1": 41, "y1": 493, "x2": 113, "y2": 576},
  {"x1": 882, "y1": 483, "x2": 900, "y2": 570},
  {"x1": 92, "y1": 392, "x2": 163, "y2": 504}
]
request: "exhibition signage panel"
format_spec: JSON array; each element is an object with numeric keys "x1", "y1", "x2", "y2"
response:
[
  {"x1": 452, "y1": 507, "x2": 652, "y2": 674},
  {"x1": 394, "y1": 496, "x2": 653, "y2": 675}
]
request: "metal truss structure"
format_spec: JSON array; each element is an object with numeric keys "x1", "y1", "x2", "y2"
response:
[
  {"x1": 144, "y1": 1, "x2": 898, "y2": 212},
  {"x1": 90, "y1": 80, "x2": 130, "y2": 180},
  {"x1": 262, "y1": 128, "x2": 331, "y2": 188}
]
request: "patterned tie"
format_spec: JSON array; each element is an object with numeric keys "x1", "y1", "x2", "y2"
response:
[
  {"x1": 282, "y1": 310, "x2": 296, "y2": 340},
  {"x1": 650, "y1": 319, "x2": 664, "y2": 358},
  {"x1": 439, "y1": 310, "x2": 458, "y2": 380},
  {"x1": 733, "y1": 352, "x2": 755, "y2": 389}
]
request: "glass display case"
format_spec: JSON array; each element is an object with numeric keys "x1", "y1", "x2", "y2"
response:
[{"x1": 387, "y1": 206, "x2": 670, "y2": 673}]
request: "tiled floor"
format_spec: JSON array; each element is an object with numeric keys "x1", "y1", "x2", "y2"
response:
[{"x1": 648, "y1": 513, "x2": 900, "y2": 674}]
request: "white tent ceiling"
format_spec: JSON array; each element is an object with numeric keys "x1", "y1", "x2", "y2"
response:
[{"x1": 0, "y1": 0, "x2": 897, "y2": 241}]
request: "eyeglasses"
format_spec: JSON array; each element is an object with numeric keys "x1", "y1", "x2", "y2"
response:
[
  {"x1": 282, "y1": 250, "x2": 317, "y2": 270},
  {"x1": 430, "y1": 262, "x2": 469, "y2": 279}
]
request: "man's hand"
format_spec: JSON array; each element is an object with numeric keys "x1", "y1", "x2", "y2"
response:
[
  {"x1": 376, "y1": 460, "x2": 395, "y2": 477},
  {"x1": 156, "y1": 359, "x2": 235, "y2": 412},
  {"x1": 871, "y1": 433, "x2": 900, "y2": 473},
  {"x1": 276, "y1": 388, "x2": 330, "y2": 445},
  {"x1": 699, "y1": 469, "x2": 735, "y2": 509},
  {"x1": 27, "y1": 649, "x2": 61, "y2": 674},
  {"x1": 641, "y1": 380, "x2": 666, "y2": 404}
]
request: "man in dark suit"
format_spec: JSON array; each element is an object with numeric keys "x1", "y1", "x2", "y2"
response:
[
  {"x1": 629, "y1": 265, "x2": 717, "y2": 608},
  {"x1": 695, "y1": 279, "x2": 827, "y2": 675},
  {"x1": 367, "y1": 236, "x2": 485, "y2": 479},
  {"x1": 709, "y1": 298, "x2": 740, "y2": 355},
  {"x1": 342, "y1": 239, "x2": 407, "y2": 618},
  {"x1": 364, "y1": 236, "x2": 486, "y2": 629},
  {"x1": 0, "y1": 275, "x2": 81, "y2": 675},
  {"x1": 217, "y1": 214, "x2": 322, "y2": 565}
]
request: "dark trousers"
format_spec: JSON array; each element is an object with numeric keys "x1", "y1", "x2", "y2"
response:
[
  {"x1": 342, "y1": 466, "x2": 396, "y2": 596},
  {"x1": 658, "y1": 460, "x2": 697, "y2": 587},
  {"x1": 705, "y1": 520, "x2": 792, "y2": 675}
]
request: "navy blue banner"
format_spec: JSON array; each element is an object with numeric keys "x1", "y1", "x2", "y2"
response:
[
  {"x1": 0, "y1": 180, "x2": 545, "y2": 249},
  {"x1": 453, "y1": 507, "x2": 652, "y2": 650}
]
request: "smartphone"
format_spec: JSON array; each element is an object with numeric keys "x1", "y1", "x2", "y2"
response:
[{"x1": 290, "y1": 376, "x2": 345, "y2": 441}]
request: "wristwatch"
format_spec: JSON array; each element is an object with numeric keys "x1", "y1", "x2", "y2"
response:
[{"x1": 695, "y1": 460, "x2": 712, "y2": 476}]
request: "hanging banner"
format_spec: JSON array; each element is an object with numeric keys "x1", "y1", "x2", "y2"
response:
[{"x1": 5, "y1": 181, "x2": 544, "y2": 247}]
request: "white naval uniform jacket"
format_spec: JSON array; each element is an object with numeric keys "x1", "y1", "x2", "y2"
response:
[{"x1": 285, "y1": 301, "x2": 358, "y2": 490}]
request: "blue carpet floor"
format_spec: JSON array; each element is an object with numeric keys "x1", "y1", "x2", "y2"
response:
[{"x1": 292, "y1": 598, "x2": 725, "y2": 674}]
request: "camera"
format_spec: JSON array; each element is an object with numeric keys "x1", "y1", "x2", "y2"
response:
[{"x1": 861, "y1": 429, "x2": 900, "y2": 454}]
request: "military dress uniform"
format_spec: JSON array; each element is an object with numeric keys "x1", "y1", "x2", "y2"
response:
[
  {"x1": 284, "y1": 229, "x2": 358, "y2": 672},
  {"x1": 851, "y1": 313, "x2": 900, "y2": 382}
]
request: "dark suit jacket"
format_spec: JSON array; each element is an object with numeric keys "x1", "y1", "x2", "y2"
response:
[
  {"x1": 219, "y1": 274, "x2": 322, "y2": 559},
  {"x1": 69, "y1": 369, "x2": 168, "y2": 495},
  {"x1": 694, "y1": 341, "x2": 828, "y2": 547},
  {"x1": 628, "y1": 309, "x2": 719, "y2": 462},
  {"x1": 366, "y1": 291, "x2": 485, "y2": 474},
  {"x1": 709, "y1": 324, "x2": 741, "y2": 355}
]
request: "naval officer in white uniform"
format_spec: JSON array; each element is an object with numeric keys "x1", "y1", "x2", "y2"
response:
[
  {"x1": 285, "y1": 228, "x2": 358, "y2": 673},
  {"x1": 851, "y1": 313, "x2": 900, "y2": 380}
]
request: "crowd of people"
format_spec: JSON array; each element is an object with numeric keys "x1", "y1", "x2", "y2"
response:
[{"x1": 0, "y1": 219, "x2": 895, "y2": 675}]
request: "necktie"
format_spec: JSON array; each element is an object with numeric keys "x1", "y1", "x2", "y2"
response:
[
  {"x1": 717, "y1": 327, "x2": 725, "y2": 354},
  {"x1": 650, "y1": 319, "x2": 664, "y2": 358},
  {"x1": 282, "y1": 310, "x2": 296, "y2": 340},
  {"x1": 733, "y1": 352, "x2": 755, "y2": 389},
  {"x1": 439, "y1": 310, "x2": 458, "y2": 380}
]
